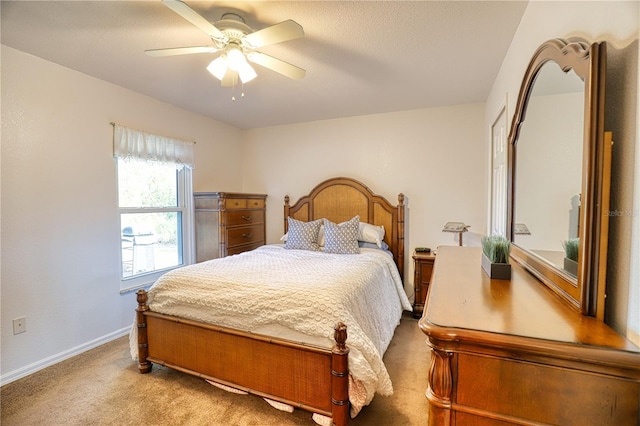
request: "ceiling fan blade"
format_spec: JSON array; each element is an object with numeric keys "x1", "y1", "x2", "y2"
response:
[
  {"x1": 145, "y1": 46, "x2": 219, "y2": 57},
  {"x1": 243, "y1": 20, "x2": 304, "y2": 49},
  {"x1": 247, "y1": 52, "x2": 306, "y2": 80},
  {"x1": 162, "y1": 0, "x2": 227, "y2": 42}
]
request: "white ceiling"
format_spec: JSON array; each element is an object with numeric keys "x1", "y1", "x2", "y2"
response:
[{"x1": 1, "y1": 0, "x2": 528, "y2": 129}]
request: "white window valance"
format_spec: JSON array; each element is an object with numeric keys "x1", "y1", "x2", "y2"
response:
[{"x1": 113, "y1": 124, "x2": 194, "y2": 169}]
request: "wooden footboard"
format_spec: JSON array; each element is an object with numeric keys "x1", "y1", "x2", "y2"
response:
[{"x1": 136, "y1": 290, "x2": 350, "y2": 425}]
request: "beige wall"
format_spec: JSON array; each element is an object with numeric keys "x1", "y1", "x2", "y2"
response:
[
  {"x1": 241, "y1": 103, "x2": 487, "y2": 297},
  {"x1": 0, "y1": 45, "x2": 243, "y2": 380},
  {"x1": 1, "y1": 45, "x2": 486, "y2": 382},
  {"x1": 3, "y1": 0, "x2": 639, "y2": 385},
  {"x1": 485, "y1": 1, "x2": 640, "y2": 341}
]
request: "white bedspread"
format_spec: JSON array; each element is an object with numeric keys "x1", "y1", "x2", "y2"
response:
[{"x1": 131, "y1": 245, "x2": 411, "y2": 414}]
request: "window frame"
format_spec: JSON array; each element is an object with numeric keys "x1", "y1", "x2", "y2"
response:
[{"x1": 116, "y1": 159, "x2": 194, "y2": 293}]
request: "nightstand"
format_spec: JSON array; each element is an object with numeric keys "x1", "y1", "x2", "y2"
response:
[{"x1": 413, "y1": 251, "x2": 436, "y2": 318}]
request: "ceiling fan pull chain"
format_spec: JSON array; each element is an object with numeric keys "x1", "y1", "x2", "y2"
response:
[{"x1": 231, "y1": 81, "x2": 245, "y2": 101}]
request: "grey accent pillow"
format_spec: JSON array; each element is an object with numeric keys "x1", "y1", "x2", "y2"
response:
[
  {"x1": 323, "y1": 216, "x2": 360, "y2": 254},
  {"x1": 284, "y1": 218, "x2": 322, "y2": 251}
]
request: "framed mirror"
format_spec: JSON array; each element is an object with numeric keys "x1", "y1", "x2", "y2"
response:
[{"x1": 507, "y1": 38, "x2": 612, "y2": 319}]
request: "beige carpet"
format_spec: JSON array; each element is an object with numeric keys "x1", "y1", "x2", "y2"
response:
[{"x1": 1, "y1": 312, "x2": 430, "y2": 425}]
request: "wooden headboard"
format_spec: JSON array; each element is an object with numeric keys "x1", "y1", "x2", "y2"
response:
[{"x1": 284, "y1": 177, "x2": 405, "y2": 280}]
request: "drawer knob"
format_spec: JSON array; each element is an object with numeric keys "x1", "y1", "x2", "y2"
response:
[
  {"x1": 242, "y1": 233, "x2": 253, "y2": 239},
  {"x1": 241, "y1": 215, "x2": 252, "y2": 221}
]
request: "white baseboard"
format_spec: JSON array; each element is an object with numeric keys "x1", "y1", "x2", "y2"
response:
[{"x1": 0, "y1": 326, "x2": 131, "y2": 386}]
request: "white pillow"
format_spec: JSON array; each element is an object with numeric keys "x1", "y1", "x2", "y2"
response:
[{"x1": 358, "y1": 222, "x2": 385, "y2": 248}]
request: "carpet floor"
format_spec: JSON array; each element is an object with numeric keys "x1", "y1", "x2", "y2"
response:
[{"x1": 1, "y1": 312, "x2": 430, "y2": 425}]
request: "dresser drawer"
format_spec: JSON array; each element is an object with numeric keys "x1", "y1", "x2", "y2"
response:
[
  {"x1": 224, "y1": 198, "x2": 248, "y2": 209},
  {"x1": 227, "y1": 224, "x2": 264, "y2": 247},
  {"x1": 455, "y1": 353, "x2": 639, "y2": 425},
  {"x1": 222, "y1": 198, "x2": 266, "y2": 210},
  {"x1": 226, "y1": 210, "x2": 265, "y2": 227},
  {"x1": 246, "y1": 198, "x2": 265, "y2": 209},
  {"x1": 195, "y1": 197, "x2": 220, "y2": 210}
]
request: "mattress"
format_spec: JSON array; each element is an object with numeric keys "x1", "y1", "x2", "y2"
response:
[{"x1": 130, "y1": 244, "x2": 411, "y2": 414}]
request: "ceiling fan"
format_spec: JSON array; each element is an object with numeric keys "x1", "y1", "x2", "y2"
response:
[{"x1": 146, "y1": 0, "x2": 306, "y2": 87}]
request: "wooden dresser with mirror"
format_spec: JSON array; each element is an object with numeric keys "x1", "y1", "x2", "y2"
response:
[{"x1": 419, "y1": 38, "x2": 640, "y2": 425}]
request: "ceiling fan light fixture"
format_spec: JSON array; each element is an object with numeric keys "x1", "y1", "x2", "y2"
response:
[
  {"x1": 226, "y1": 44, "x2": 246, "y2": 71},
  {"x1": 152, "y1": 1, "x2": 306, "y2": 89},
  {"x1": 207, "y1": 56, "x2": 227, "y2": 81},
  {"x1": 237, "y1": 62, "x2": 257, "y2": 83}
]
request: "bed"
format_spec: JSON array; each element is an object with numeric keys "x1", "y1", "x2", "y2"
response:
[{"x1": 132, "y1": 177, "x2": 408, "y2": 425}]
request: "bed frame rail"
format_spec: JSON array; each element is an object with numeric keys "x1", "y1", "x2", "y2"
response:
[{"x1": 136, "y1": 290, "x2": 350, "y2": 425}]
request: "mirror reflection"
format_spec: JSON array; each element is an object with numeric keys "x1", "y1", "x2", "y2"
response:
[{"x1": 513, "y1": 62, "x2": 584, "y2": 277}]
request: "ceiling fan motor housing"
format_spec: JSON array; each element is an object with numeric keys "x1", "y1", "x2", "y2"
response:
[{"x1": 215, "y1": 13, "x2": 253, "y2": 48}]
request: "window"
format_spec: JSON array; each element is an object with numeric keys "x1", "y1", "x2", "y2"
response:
[{"x1": 113, "y1": 124, "x2": 194, "y2": 290}]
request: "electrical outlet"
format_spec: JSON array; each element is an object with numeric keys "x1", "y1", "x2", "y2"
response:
[{"x1": 13, "y1": 317, "x2": 26, "y2": 334}]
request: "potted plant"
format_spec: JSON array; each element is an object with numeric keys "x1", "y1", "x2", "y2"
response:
[
  {"x1": 562, "y1": 238, "x2": 579, "y2": 276},
  {"x1": 481, "y1": 235, "x2": 511, "y2": 279}
]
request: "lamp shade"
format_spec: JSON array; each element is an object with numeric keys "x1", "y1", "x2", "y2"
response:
[
  {"x1": 514, "y1": 223, "x2": 531, "y2": 235},
  {"x1": 237, "y1": 61, "x2": 257, "y2": 83},
  {"x1": 226, "y1": 45, "x2": 246, "y2": 71},
  {"x1": 207, "y1": 56, "x2": 227, "y2": 81}
]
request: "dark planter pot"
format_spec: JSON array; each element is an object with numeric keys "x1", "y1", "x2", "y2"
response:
[
  {"x1": 482, "y1": 253, "x2": 511, "y2": 280},
  {"x1": 564, "y1": 257, "x2": 578, "y2": 277}
]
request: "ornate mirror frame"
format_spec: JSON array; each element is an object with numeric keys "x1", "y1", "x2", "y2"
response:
[{"x1": 507, "y1": 38, "x2": 611, "y2": 318}]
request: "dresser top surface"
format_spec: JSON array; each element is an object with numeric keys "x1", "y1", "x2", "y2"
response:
[
  {"x1": 194, "y1": 192, "x2": 267, "y2": 199},
  {"x1": 420, "y1": 246, "x2": 640, "y2": 355}
]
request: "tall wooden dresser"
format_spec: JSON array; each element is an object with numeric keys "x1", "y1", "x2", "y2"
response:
[{"x1": 194, "y1": 192, "x2": 267, "y2": 262}]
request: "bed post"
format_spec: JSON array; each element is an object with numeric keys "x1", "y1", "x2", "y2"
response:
[
  {"x1": 331, "y1": 322, "x2": 349, "y2": 426},
  {"x1": 284, "y1": 195, "x2": 290, "y2": 233},
  {"x1": 136, "y1": 289, "x2": 152, "y2": 374},
  {"x1": 397, "y1": 193, "x2": 405, "y2": 281}
]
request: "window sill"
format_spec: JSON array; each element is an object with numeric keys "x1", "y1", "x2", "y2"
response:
[{"x1": 120, "y1": 281, "x2": 154, "y2": 295}]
